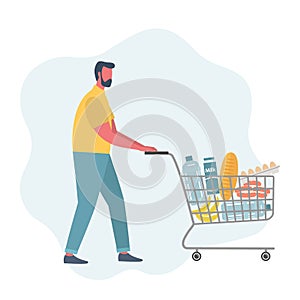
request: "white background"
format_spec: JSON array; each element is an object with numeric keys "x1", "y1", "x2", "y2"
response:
[{"x1": 1, "y1": 0, "x2": 299, "y2": 299}]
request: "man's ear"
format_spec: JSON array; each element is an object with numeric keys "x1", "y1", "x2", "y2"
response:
[{"x1": 98, "y1": 71, "x2": 101, "y2": 80}]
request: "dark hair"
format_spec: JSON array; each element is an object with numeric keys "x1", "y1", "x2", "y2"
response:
[{"x1": 94, "y1": 61, "x2": 115, "y2": 80}]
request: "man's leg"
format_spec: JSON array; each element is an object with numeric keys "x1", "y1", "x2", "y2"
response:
[
  {"x1": 64, "y1": 152, "x2": 103, "y2": 262},
  {"x1": 99, "y1": 155, "x2": 131, "y2": 253},
  {"x1": 65, "y1": 182, "x2": 98, "y2": 255},
  {"x1": 98, "y1": 155, "x2": 142, "y2": 262}
]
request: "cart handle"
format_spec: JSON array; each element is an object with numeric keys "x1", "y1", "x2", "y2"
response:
[
  {"x1": 144, "y1": 151, "x2": 182, "y2": 177},
  {"x1": 144, "y1": 151, "x2": 169, "y2": 155}
]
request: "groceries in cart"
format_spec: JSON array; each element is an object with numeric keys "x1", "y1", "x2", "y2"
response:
[{"x1": 182, "y1": 152, "x2": 278, "y2": 223}]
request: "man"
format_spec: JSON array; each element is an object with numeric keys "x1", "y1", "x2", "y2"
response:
[{"x1": 64, "y1": 61, "x2": 157, "y2": 264}]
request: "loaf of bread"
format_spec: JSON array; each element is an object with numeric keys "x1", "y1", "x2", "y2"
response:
[
  {"x1": 220, "y1": 152, "x2": 238, "y2": 200},
  {"x1": 241, "y1": 161, "x2": 278, "y2": 175}
]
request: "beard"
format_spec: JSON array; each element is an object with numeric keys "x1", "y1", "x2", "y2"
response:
[{"x1": 100, "y1": 74, "x2": 112, "y2": 87}]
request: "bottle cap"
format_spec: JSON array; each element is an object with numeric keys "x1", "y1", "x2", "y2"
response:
[
  {"x1": 185, "y1": 155, "x2": 193, "y2": 161},
  {"x1": 204, "y1": 157, "x2": 214, "y2": 161}
]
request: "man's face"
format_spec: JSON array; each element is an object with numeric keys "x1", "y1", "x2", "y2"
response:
[{"x1": 99, "y1": 66, "x2": 113, "y2": 87}]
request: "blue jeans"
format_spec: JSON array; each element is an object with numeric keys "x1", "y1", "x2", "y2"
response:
[{"x1": 65, "y1": 152, "x2": 130, "y2": 254}]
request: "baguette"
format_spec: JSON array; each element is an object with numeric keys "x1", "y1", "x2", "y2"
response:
[{"x1": 220, "y1": 152, "x2": 238, "y2": 200}]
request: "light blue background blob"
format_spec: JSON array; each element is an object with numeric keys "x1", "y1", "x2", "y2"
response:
[{"x1": 21, "y1": 29, "x2": 266, "y2": 279}]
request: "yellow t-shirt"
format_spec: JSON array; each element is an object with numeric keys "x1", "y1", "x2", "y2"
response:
[{"x1": 72, "y1": 85, "x2": 115, "y2": 153}]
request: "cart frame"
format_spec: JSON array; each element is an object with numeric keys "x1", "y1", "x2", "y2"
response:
[{"x1": 145, "y1": 151, "x2": 275, "y2": 261}]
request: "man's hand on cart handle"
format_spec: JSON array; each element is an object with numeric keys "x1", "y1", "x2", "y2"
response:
[{"x1": 143, "y1": 146, "x2": 157, "y2": 152}]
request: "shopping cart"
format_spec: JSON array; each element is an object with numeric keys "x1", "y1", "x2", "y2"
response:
[{"x1": 145, "y1": 151, "x2": 275, "y2": 261}]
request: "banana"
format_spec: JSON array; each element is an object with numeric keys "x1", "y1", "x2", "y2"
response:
[{"x1": 192, "y1": 196, "x2": 220, "y2": 222}]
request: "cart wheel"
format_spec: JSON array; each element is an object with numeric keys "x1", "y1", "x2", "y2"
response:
[
  {"x1": 192, "y1": 251, "x2": 201, "y2": 261},
  {"x1": 261, "y1": 251, "x2": 271, "y2": 261}
]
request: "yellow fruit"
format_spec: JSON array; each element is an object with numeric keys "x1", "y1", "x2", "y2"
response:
[
  {"x1": 192, "y1": 196, "x2": 220, "y2": 222},
  {"x1": 192, "y1": 207, "x2": 219, "y2": 222},
  {"x1": 241, "y1": 171, "x2": 247, "y2": 176},
  {"x1": 270, "y1": 161, "x2": 276, "y2": 168},
  {"x1": 220, "y1": 152, "x2": 238, "y2": 200},
  {"x1": 202, "y1": 214, "x2": 219, "y2": 222},
  {"x1": 263, "y1": 164, "x2": 268, "y2": 170}
]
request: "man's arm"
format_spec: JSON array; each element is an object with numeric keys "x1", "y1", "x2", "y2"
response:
[{"x1": 95, "y1": 119, "x2": 157, "y2": 152}]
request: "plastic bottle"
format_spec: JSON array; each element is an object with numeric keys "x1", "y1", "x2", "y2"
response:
[
  {"x1": 203, "y1": 157, "x2": 219, "y2": 195},
  {"x1": 182, "y1": 155, "x2": 204, "y2": 207}
]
